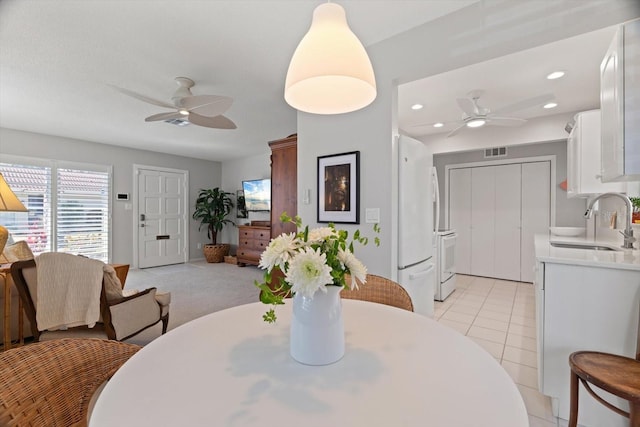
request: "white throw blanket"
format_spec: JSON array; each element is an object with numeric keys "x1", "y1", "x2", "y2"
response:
[{"x1": 35, "y1": 252, "x2": 104, "y2": 331}]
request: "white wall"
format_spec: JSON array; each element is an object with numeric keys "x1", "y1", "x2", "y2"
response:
[
  {"x1": 295, "y1": 1, "x2": 640, "y2": 279},
  {"x1": 0, "y1": 127, "x2": 221, "y2": 264},
  {"x1": 220, "y1": 151, "x2": 271, "y2": 249}
]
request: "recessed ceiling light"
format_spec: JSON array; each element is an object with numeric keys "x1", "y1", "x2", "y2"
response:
[
  {"x1": 466, "y1": 119, "x2": 486, "y2": 128},
  {"x1": 178, "y1": 109, "x2": 189, "y2": 115},
  {"x1": 543, "y1": 102, "x2": 558, "y2": 109},
  {"x1": 546, "y1": 71, "x2": 565, "y2": 80},
  {"x1": 433, "y1": 122, "x2": 444, "y2": 128},
  {"x1": 411, "y1": 104, "x2": 423, "y2": 110}
]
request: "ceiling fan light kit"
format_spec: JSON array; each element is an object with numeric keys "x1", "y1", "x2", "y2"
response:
[
  {"x1": 441, "y1": 90, "x2": 554, "y2": 137},
  {"x1": 113, "y1": 77, "x2": 237, "y2": 130},
  {"x1": 466, "y1": 118, "x2": 486, "y2": 128},
  {"x1": 284, "y1": 2, "x2": 377, "y2": 115}
]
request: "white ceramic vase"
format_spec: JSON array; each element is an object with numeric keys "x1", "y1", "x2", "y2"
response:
[{"x1": 290, "y1": 285, "x2": 345, "y2": 365}]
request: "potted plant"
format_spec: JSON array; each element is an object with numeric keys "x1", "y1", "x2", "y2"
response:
[
  {"x1": 631, "y1": 197, "x2": 640, "y2": 224},
  {"x1": 193, "y1": 188, "x2": 235, "y2": 263}
]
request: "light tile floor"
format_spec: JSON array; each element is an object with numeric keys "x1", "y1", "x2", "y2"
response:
[{"x1": 434, "y1": 274, "x2": 571, "y2": 427}]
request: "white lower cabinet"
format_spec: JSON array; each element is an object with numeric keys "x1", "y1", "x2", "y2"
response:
[{"x1": 535, "y1": 260, "x2": 640, "y2": 426}]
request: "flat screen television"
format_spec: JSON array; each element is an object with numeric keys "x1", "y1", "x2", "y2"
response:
[{"x1": 242, "y1": 178, "x2": 271, "y2": 212}]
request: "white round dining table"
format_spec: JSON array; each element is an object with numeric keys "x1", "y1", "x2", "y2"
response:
[{"x1": 90, "y1": 300, "x2": 528, "y2": 427}]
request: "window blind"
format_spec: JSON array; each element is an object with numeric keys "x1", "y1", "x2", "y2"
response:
[
  {"x1": 56, "y1": 168, "x2": 110, "y2": 262},
  {"x1": 0, "y1": 162, "x2": 110, "y2": 262},
  {"x1": 0, "y1": 163, "x2": 52, "y2": 254}
]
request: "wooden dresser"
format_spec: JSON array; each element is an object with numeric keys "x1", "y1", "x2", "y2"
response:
[{"x1": 237, "y1": 224, "x2": 271, "y2": 267}]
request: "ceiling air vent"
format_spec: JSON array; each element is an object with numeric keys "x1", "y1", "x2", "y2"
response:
[
  {"x1": 164, "y1": 118, "x2": 190, "y2": 127},
  {"x1": 484, "y1": 147, "x2": 507, "y2": 158}
]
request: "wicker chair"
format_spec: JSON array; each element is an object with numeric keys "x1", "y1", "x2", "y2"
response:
[
  {"x1": 340, "y1": 274, "x2": 414, "y2": 312},
  {"x1": 0, "y1": 338, "x2": 140, "y2": 427}
]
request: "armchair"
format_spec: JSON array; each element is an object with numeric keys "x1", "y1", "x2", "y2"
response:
[{"x1": 11, "y1": 254, "x2": 170, "y2": 341}]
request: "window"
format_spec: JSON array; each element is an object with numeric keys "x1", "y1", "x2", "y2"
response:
[{"x1": 0, "y1": 159, "x2": 111, "y2": 262}]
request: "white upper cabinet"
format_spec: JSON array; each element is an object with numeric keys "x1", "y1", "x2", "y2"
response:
[
  {"x1": 601, "y1": 19, "x2": 640, "y2": 182},
  {"x1": 567, "y1": 109, "x2": 626, "y2": 198}
]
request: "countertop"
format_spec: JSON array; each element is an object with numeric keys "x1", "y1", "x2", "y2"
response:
[{"x1": 535, "y1": 233, "x2": 640, "y2": 271}]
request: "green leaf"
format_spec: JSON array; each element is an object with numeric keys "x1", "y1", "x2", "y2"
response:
[
  {"x1": 374, "y1": 236, "x2": 380, "y2": 246},
  {"x1": 263, "y1": 309, "x2": 277, "y2": 323},
  {"x1": 280, "y1": 212, "x2": 291, "y2": 223}
]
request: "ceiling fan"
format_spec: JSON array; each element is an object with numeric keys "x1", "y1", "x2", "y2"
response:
[
  {"x1": 443, "y1": 89, "x2": 554, "y2": 137},
  {"x1": 112, "y1": 77, "x2": 236, "y2": 129}
]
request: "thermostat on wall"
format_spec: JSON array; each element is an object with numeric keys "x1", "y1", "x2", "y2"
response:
[{"x1": 116, "y1": 193, "x2": 129, "y2": 201}]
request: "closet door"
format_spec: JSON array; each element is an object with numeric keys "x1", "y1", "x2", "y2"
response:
[
  {"x1": 470, "y1": 166, "x2": 495, "y2": 278},
  {"x1": 449, "y1": 168, "x2": 471, "y2": 275},
  {"x1": 494, "y1": 164, "x2": 522, "y2": 281},
  {"x1": 521, "y1": 161, "x2": 551, "y2": 283}
]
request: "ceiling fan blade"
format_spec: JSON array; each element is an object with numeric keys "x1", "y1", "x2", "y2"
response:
[
  {"x1": 145, "y1": 112, "x2": 182, "y2": 122},
  {"x1": 492, "y1": 93, "x2": 554, "y2": 115},
  {"x1": 456, "y1": 98, "x2": 477, "y2": 116},
  {"x1": 446, "y1": 123, "x2": 467, "y2": 138},
  {"x1": 109, "y1": 85, "x2": 175, "y2": 109},
  {"x1": 188, "y1": 112, "x2": 237, "y2": 129},
  {"x1": 179, "y1": 95, "x2": 233, "y2": 117},
  {"x1": 488, "y1": 116, "x2": 527, "y2": 127}
]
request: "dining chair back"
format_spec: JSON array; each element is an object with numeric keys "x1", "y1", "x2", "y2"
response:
[
  {"x1": 0, "y1": 338, "x2": 140, "y2": 427},
  {"x1": 568, "y1": 304, "x2": 640, "y2": 426},
  {"x1": 340, "y1": 274, "x2": 414, "y2": 312}
]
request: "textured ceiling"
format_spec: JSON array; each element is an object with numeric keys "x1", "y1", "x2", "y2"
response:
[
  {"x1": 0, "y1": 0, "x2": 476, "y2": 162},
  {"x1": 398, "y1": 25, "x2": 618, "y2": 139}
]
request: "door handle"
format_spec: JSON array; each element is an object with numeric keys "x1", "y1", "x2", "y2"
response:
[
  {"x1": 409, "y1": 265, "x2": 434, "y2": 280},
  {"x1": 140, "y1": 214, "x2": 146, "y2": 221}
]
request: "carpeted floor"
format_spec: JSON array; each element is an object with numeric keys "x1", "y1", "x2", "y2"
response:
[{"x1": 123, "y1": 260, "x2": 265, "y2": 346}]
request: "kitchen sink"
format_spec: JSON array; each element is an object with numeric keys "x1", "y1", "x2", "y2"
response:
[{"x1": 550, "y1": 242, "x2": 620, "y2": 251}]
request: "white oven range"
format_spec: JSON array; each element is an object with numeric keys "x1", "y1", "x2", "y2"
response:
[{"x1": 435, "y1": 229, "x2": 457, "y2": 301}]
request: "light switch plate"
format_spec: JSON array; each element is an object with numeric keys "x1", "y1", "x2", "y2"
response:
[{"x1": 365, "y1": 208, "x2": 380, "y2": 223}]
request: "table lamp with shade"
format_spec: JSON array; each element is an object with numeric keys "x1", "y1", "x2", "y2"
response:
[{"x1": 0, "y1": 173, "x2": 28, "y2": 255}]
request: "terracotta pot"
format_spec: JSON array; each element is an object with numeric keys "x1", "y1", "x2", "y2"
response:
[{"x1": 203, "y1": 244, "x2": 230, "y2": 263}]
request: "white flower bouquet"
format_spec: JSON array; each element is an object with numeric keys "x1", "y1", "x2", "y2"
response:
[{"x1": 256, "y1": 213, "x2": 380, "y2": 323}]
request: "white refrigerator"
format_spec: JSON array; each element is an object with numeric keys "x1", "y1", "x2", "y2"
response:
[{"x1": 397, "y1": 135, "x2": 435, "y2": 317}]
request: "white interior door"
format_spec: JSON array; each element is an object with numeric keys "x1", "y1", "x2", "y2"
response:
[
  {"x1": 494, "y1": 164, "x2": 522, "y2": 281},
  {"x1": 521, "y1": 162, "x2": 551, "y2": 283},
  {"x1": 136, "y1": 167, "x2": 188, "y2": 268},
  {"x1": 448, "y1": 168, "x2": 471, "y2": 275},
  {"x1": 471, "y1": 166, "x2": 495, "y2": 278}
]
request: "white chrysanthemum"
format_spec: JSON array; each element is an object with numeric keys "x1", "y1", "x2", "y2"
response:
[
  {"x1": 338, "y1": 249, "x2": 367, "y2": 289},
  {"x1": 259, "y1": 232, "x2": 298, "y2": 272},
  {"x1": 306, "y1": 227, "x2": 338, "y2": 243},
  {"x1": 285, "y1": 247, "x2": 333, "y2": 298}
]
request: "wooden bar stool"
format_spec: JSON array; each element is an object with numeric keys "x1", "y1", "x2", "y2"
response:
[{"x1": 568, "y1": 310, "x2": 640, "y2": 427}]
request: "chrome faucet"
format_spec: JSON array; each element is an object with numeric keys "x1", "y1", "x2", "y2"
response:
[{"x1": 584, "y1": 192, "x2": 636, "y2": 249}]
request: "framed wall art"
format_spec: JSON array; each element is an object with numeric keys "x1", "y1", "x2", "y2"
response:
[{"x1": 317, "y1": 151, "x2": 359, "y2": 224}]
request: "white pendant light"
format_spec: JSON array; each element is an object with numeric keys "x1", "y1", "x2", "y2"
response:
[{"x1": 284, "y1": 2, "x2": 377, "y2": 115}]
